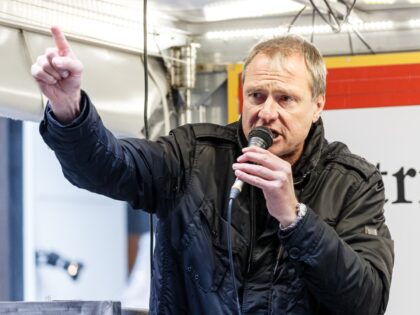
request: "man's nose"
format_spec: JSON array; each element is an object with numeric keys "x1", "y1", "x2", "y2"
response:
[{"x1": 258, "y1": 98, "x2": 278, "y2": 122}]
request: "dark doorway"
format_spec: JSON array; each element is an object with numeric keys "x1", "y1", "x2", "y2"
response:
[{"x1": 0, "y1": 117, "x2": 23, "y2": 301}]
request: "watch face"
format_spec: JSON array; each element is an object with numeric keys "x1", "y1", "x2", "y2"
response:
[{"x1": 298, "y1": 203, "x2": 307, "y2": 217}]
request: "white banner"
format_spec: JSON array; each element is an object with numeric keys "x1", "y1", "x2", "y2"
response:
[{"x1": 323, "y1": 105, "x2": 420, "y2": 315}]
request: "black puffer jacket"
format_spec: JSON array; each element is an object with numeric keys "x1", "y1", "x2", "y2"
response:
[{"x1": 40, "y1": 92, "x2": 394, "y2": 315}]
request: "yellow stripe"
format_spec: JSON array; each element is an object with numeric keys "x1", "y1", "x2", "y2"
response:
[
  {"x1": 325, "y1": 51, "x2": 420, "y2": 68},
  {"x1": 227, "y1": 64, "x2": 243, "y2": 123}
]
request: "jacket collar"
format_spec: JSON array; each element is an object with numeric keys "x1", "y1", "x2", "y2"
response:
[
  {"x1": 235, "y1": 117, "x2": 326, "y2": 183},
  {"x1": 236, "y1": 117, "x2": 248, "y2": 150},
  {"x1": 292, "y1": 118, "x2": 325, "y2": 183}
]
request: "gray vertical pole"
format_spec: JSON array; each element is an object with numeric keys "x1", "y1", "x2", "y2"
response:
[
  {"x1": 9, "y1": 119, "x2": 23, "y2": 301},
  {"x1": 0, "y1": 117, "x2": 23, "y2": 301},
  {"x1": 0, "y1": 118, "x2": 11, "y2": 300}
]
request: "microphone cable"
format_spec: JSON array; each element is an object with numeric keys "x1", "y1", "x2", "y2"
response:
[
  {"x1": 226, "y1": 127, "x2": 272, "y2": 315},
  {"x1": 140, "y1": 0, "x2": 154, "y2": 279},
  {"x1": 143, "y1": 0, "x2": 149, "y2": 142},
  {"x1": 227, "y1": 197, "x2": 242, "y2": 315}
]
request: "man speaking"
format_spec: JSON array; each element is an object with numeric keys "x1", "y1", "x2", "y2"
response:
[{"x1": 32, "y1": 26, "x2": 394, "y2": 314}]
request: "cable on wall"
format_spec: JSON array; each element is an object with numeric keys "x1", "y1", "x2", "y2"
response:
[
  {"x1": 139, "y1": 0, "x2": 154, "y2": 279},
  {"x1": 308, "y1": 0, "x2": 374, "y2": 53},
  {"x1": 287, "y1": 5, "x2": 307, "y2": 33}
]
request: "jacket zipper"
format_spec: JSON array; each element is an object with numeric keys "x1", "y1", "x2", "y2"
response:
[
  {"x1": 241, "y1": 187, "x2": 256, "y2": 313},
  {"x1": 273, "y1": 244, "x2": 284, "y2": 276},
  {"x1": 247, "y1": 186, "x2": 256, "y2": 274},
  {"x1": 268, "y1": 244, "x2": 284, "y2": 315}
]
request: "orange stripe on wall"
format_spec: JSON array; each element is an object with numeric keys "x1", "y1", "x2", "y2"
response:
[{"x1": 325, "y1": 63, "x2": 420, "y2": 110}]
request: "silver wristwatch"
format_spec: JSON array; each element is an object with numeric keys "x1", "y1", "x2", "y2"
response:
[{"x1": 279, "y1": 203, "x2": 308, "y2": 231}]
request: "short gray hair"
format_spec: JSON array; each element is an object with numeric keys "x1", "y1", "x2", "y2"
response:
[{"x1": 242, "y1": 35, "x2": 327, "y2": 100}]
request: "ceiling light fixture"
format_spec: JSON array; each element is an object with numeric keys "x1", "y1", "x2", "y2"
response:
[
  {"x1": 203, "y1": 0, "x2": 305, "y2": 22},
  {"x1": 205, "y1": 20, "x2": 396, "y2": 40},
  {"x1": 361, "y1": 0, "x2": 396, "y2": 4},
  {"x1": 349, "y1": 20, "x2": 394, "y2": 31},
  {"x1": 409, "y1": 19, "x2": 420, "y2": 27}
]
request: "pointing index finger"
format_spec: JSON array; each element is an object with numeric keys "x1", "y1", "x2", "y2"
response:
[{"x1": 51, "y1": 26, "x2": 71, "y2": 56}]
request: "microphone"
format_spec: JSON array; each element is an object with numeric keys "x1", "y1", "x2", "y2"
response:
[{"x1": 229, "y1": 126, "x2": 273, "y2": 199}]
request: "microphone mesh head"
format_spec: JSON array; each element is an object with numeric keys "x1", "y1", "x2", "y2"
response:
[{"x1": 248, "y1": 126, "x2": 273, "y2": 149}]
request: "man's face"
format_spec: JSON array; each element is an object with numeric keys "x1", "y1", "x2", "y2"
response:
[{"x1": 241, "y1": 52, "x2": 325, "y2": 165}]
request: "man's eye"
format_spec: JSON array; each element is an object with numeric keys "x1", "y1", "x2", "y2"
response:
[
  {"x1": 279, "y1": 95, "x2": 293, "y2": 103},
  {"x1": 249, "y1": 92, "x2": 265, "y2": 102}
]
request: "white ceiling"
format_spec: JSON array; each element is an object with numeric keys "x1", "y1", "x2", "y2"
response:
[
  {"x1": 154, "y1": 0, "x2": 420, "y2": 23},
  {"x1": 1, "y1": 0, "x2": 419, "y2": 63},
  {"x1": 150, "y1": 0, "x2": 420, "y2": 63}
]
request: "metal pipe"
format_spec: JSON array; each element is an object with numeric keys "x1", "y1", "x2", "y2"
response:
[
  {"x1": 169, "y1": 43, "x2": 200, "y2": 125},
  {"x1": 185, "y1": 88, "x2": 192, "y2": 124}
]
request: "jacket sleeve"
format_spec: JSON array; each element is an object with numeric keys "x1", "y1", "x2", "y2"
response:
[
  {"x1": 278, "y1": 170, "x2": 394, "y2": 315},
  {"x1": 39, "y1": 91, "x2": 187, "y2": 216}
]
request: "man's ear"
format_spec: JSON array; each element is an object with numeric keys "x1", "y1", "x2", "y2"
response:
[{"x1": 312, "y1": 94, "x2": 325, "y2": 123}]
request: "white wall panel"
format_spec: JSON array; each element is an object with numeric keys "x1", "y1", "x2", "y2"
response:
[
  {"x1": 24, "y1": 121, "x2": 127, "y2": 301},
  {"x1": 0, "y1": 25, "x2": 173, "y2": 138},
  {"x1": 323, "y1": 105, "x2": 420, "y2": 315},
  {"x1": 0, "y1": 26, "x2": 43, "y2": 121}
]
